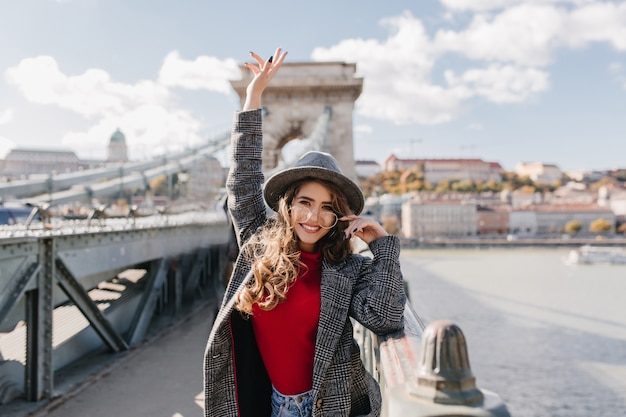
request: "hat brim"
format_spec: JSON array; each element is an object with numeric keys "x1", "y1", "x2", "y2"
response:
[{"x1": 264, "y1": 166, "x2": 364, "y2": 215}]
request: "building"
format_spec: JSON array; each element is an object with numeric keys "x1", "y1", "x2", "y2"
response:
[
  {"x1": 515, "y1": 162, "x2": 562, "y2": 184},
  {"x1": 107, "y1": 129, "x2": 128, "y2": 163},
  {"x1": 0, "y1": 129, "x2": 129, "y2": 179},
  {"x1": 477, "y1": 205, "x2": 510, "y2": 236},
  {"x1": 597, "y1": 186, "x2": 626, "y2": 224},
  {"x1": 510, "y1": 204, "x2": 615, "y2": 236},
  {"x1": 355, "y1": 160, "x2": 380, "y2": 179},
  {"x1": 0, "y1": 148, "x2": 80, "y2": 179},
  {"x1": 546, "y1": 183, "x2": 596, "y2": 205},
  {"x1": 383, "y1": 155, "x2": 503, "y2": 184},
  {"x1": 401, "y1": 197, "x2": 477, "y2": 238},
  {"x1": 564, "y1": 169, "x2": 607, "y2": 182},
  {"x1": 507, "y1": 189, "x2": 542, "y2": 208},
  {"x1": 508, "y1": 209, "x2": 538, "y2": 237}
]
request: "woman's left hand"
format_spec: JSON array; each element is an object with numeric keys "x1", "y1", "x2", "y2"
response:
[{"x1": 340, "y1": 215, "x2": 388, "y2": 245}]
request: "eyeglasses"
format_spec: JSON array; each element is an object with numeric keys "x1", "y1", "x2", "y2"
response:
[{"x1": 291, "y1": 203, "x2": 339, "y2": 229}]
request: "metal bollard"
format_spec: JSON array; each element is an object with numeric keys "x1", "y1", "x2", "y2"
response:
[{"x1": 380, "y1": 317, "x2": 510, "y2": 417}]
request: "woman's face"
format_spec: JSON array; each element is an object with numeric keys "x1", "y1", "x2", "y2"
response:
[{"x1": 290, "y1": 181, "x2": 338, "y2": 252}]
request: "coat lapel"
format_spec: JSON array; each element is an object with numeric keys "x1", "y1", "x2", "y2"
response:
[
  {"x1": 211, "y1": 270, "x2": 254, "y2": 337},
  {"x1": 312, "y1": 260, "x2": 354, "y2": 392}
]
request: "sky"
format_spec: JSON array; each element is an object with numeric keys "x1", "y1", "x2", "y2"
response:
[{"x1": 1, "y1": 0, "x2": 625, "y2": 173}]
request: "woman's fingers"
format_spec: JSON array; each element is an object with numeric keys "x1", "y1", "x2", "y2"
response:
[
  {"x1": 340, "y1": 215, "x2": 388, "y2": 242},
  {"x1": 342, "y1": 217, "x2": 366, "y2": 239},
  {"x1": 247, "y1": 48, "x2": 287, "y2": 79},
  {"x1": 244, "y1": 62, "x2": 260, "y2": 75},
  {"x1": 250, "y1": 51, "x2": 265, "y2": 65}
]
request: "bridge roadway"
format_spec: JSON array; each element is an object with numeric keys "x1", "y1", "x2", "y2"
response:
[{"x1": 21, "y1": 300, "x2": 217, "y2": 417}]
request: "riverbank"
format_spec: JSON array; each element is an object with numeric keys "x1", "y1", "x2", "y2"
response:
[{"x1": 400, "y1": 236, "x2": 626, "y2": 249}]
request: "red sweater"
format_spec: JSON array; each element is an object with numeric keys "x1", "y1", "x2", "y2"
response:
[{"x1": 251, "y1": 249, "x2": 322, "y2": 395}]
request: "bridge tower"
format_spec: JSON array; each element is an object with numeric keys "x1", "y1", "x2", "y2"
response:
[{"x1": 231, "y1": 62, "x2": 363, "y2": 180}]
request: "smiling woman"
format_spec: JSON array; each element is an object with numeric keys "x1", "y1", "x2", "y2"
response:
[{"x1": 202, "y1": 48, "x2": 406, "y2": 417}]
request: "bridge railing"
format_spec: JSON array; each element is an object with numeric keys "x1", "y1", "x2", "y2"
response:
[
  {"x1": 0, "y1": 211, "x2": 230, "y2": 408},
  {"x1": 353, "y1": 241, "x2": 511, "y2": 417}
]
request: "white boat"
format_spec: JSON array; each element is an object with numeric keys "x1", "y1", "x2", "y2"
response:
[{"x1": 567, "y1": 245, "x2": 626, "y2": 265}]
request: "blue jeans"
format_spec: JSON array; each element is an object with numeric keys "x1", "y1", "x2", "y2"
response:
[{"x1": 270, "y1": 386, "x2": 313, "y2": 417}]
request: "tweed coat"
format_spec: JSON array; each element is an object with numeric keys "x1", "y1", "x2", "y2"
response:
[{"x1": 203, "y1": 109, "x2": 406, "y2": 417}]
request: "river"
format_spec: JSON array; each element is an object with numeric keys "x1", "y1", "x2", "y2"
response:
[{"x1": 400, "y1": 247, "x2": 626, "y2": 417}]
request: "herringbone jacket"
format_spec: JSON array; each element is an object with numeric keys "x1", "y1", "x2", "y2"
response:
[{"x1": 203, "y1": 109, "x2": 406, "y2": 417}]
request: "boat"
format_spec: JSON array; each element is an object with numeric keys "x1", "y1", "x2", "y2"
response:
[{"x1": 566, "y1": 245, "x2": 626, "y2": 265}]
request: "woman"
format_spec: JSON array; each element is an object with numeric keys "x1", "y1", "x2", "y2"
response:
[{"x1": 203, "y1": 47, "x2": 406, "y2": 417}]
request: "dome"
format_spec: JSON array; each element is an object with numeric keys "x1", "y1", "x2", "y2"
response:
[{"x1": 110, "y1": 129, "x2": 126, "y2": 143}]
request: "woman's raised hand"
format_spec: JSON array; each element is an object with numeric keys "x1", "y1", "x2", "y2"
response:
[{"x1": 243, "y1": 47, "x2": 287, "y2": 111}]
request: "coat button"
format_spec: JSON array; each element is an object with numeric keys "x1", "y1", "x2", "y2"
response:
[{"x1": 316, "y1": 398, "x2": 323, "y2": 408}]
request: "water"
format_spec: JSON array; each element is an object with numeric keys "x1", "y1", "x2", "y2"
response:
[{"x1": 400, "y1": 247, "x2": 626, "y2": 417}]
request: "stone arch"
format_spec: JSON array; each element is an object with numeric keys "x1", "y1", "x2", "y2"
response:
[{"x1": 231, "y1": 61, "x2": 363, "y2": 180}]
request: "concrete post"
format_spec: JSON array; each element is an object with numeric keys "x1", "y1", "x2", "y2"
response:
[{"x1": 403, "y1": 320, "x2": 510, "y2": 416}]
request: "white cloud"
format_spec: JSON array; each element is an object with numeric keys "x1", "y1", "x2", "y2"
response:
[
  {"x1": 312, "y1": 12, "x2": 468, "y2": 125},
  {"x1": 445, "y1": 64, "x2": 550, "y2": 102},
  {"x1": 437, "y1": 2, "x2": 626, "y2": 60},
  {"x1": 435, "y1": 4, "x2": 567, "y2": 67},
  {"x1": 158, "y1": 51, "x2": 241, "y2": 93},
  {"x1": 312, "y1": 3, "x2": 626, "y2": 126},
  {"x1": 0, "y1": 109, "x2": 13, "y2": 125},
  {"x1": 354, "y1": 124, "x2": 374, "y2": 134},
  {"x1": 564, "y1": 2, "x2": 626, "y2": 50},
  {"x1": 4, "y1": 52, "x2": 240, "y2": 160},
  {"x1": 62, "y1": 104, "x2": 204, "y2": 160},
  {"x1": 5, "y1": 56, "x2": 170, "y2": 118}
]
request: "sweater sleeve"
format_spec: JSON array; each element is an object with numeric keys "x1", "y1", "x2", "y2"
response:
[
  {"x1": 226, "y1": 109, "x2": 267, "y2": 248},
  {"x1": 349, "y1": 235, "x2": 406, "y2": 334}
]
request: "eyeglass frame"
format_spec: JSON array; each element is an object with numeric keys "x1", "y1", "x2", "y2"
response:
[{"x1": 290, "y1": 202, "x2": 340, "y2": 229}]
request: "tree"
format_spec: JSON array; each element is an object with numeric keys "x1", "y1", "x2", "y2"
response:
[
  {"x1": 451, "y1": 179, "x2": 475, "y2": 192},
  {"x1": 589, "y1": 218, "x2": 612, "y2": 234},
  {"x1": 564, "y1": 220, "x2": 582, "y2": 235},
  {"x1": 589, "y1": 177, "x2": 617, "y2": 191}
]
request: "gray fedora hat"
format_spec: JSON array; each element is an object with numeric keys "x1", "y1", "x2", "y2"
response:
[{"x1": 264, "y1": 151, "x2": 364, "y2": 215}]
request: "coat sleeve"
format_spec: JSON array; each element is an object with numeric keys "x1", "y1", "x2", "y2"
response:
[
  {"x1": 226, "y1": 109, "x2": 268, "y2": 248},
  {"x1": 349, "y1": 235, "x2": 406, "y2": 334}
]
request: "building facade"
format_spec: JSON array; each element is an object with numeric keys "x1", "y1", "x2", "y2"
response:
[
  {"x1": 402, "y1": 198, "x2": 478, "y2": 238},
  {"x1": 0, "y1": 148, "x2": 80, "y2": 179},
  {"x1": 510, "y1": 204, "x2": 615, "y2": 236},
  {"x1": 515, "y1": 162, "x2": 562, "y2": 184},
  {"x1": 355, "y1": 160, "x2": 380, "y2": 179},
  {"x1": 107, "y1": 129, "x2": 129, "y2": 163},
  {"x1": 384, "y1": 155, "x2": 503, "y2": 184}
]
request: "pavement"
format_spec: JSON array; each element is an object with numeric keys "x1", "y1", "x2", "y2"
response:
[{"x1": 28, "y1": 302, "x2": 216, "y2": 417}]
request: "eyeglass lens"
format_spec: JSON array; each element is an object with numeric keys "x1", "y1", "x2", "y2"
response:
[{"x1": 292, "y1": 205, "x2": 338, "y2": 229}]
